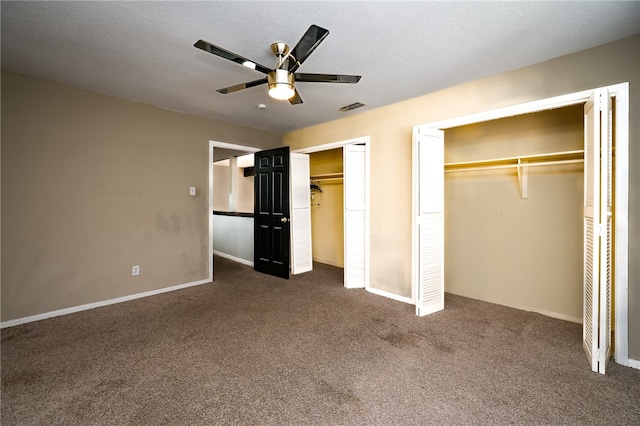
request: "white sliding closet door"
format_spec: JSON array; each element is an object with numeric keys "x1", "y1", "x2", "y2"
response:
[
  {"x1": 290, "y1": 153, "x2": 313, "y2": 274},
  {"x1": 583, "y1": 89, "x2": 613, "y2": 374},
  {"x1": 414, "y1": 128, "x2": 445, "y2": 316},
  {"x1": 344, "y1": 144, "x2": 368, "y2": 288}
]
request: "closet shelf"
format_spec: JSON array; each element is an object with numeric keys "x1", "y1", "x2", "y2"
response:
[
  {"x1": 444, "y1": 150, "x2": 584, "y2": 199},
  {"x1": 310, "y1": 172, "x2": 343, "y2": 182},
  {"x1": 444, "y1": 150, "x2": 584, "y2": 172}
]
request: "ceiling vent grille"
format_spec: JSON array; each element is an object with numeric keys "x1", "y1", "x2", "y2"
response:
[{"x1": 339, "y1": 102, "x2": 366, "y2": 112}]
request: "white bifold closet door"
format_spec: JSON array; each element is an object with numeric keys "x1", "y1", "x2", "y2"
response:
[
  {"x1": 583, "y1": 89, "x2": 613, "y2": 374},
  {"x1": 290, "y1": 153, "x2": 313, "y2": 274},
  {"x1": 414, "y1": 128, "x2": 445, "y2": 316},
  {"x1": 344, "y1": 144, "x2": 368, "y2": 288}
]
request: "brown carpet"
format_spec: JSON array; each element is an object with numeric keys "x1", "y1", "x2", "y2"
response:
[{"x1": 2, "y1": 256, "x2": 639, "y2": 425}]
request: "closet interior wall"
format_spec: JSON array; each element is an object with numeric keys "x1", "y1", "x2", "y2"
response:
[
  {"x1": 309, "y1": 148, "x2": 344, "y2": 268},
  {"x1": 444, "y1": 105, "x2": 585, "y2": 322}
]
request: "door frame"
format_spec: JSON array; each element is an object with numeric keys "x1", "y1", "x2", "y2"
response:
[
  {"x1": 292, "y1": 136, "x2": 371, "y2": 291},
  {"x1": 411, "y1": 83, "x2": 630, "y2": 367},
  {"x1": 208, "y1": 140, "x2": 261, "y2": 281}
]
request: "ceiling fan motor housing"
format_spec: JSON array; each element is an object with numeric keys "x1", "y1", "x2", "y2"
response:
[{"x1": 270, "y1": 42, "x2": 290, "y2": 58}]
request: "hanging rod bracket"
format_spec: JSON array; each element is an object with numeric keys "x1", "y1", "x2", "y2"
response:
[{"x1": 517, "y1": 159, "x2": 528, "y2": 199}]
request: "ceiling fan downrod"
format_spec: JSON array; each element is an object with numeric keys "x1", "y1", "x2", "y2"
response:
[{"x1": 270, "y1": 42, "x2": 295, "y2": 70}]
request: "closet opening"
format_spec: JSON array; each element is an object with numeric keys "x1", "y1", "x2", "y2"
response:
[
  {"x1": 412, "y1": 83, "x2": 630, "y2": 373},
  {"x1": 443, "y1": 105, "x2": 587, "y2": 325},
  {"x1": 309, "y1": 148, "x2": 345, "y2": 270},
  {"x1": 294, "y1": 137, "x2": 370, "y2": 290}
]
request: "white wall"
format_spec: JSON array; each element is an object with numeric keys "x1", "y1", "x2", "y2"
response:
[
  {"x1": 212, "y1": 215, "x2": 254, "y2": 264},
  {"x1": 213, "y1": 164, "x2": 230, "y2": 211}
]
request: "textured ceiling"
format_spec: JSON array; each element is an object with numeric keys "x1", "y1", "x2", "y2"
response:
[{"x1": 2, "y1": 1, "x2": 639, "y2": 134}]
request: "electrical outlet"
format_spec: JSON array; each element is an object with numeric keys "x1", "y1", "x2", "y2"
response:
[{"x1": 132, "y1": 265, "x2": 140, "y2": 276}]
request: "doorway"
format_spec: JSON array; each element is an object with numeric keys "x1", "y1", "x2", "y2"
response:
[
  {"x1": 208, "y1": 141, "x2": 261, "y2": 280},
  {"x1": 293, "y1": 136, "x2": 371, "y2": 289},
  {"x1": 308, "y1": 148, "x2": 345, "y2": 268},
  {"x1": 209, "y1": 138, "x2": 370, "y2": 288}
]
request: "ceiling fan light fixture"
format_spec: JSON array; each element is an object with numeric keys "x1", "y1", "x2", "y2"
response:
[
  {"x1": 196, "y1": 25, "x2": 360, "y2": 105},
  {"x1": 268, "y1": 69, "x2": 295, "y2": 100}
]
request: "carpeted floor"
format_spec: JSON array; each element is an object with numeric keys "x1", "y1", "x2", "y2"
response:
[{"x1": 2, "y1": 256, "x2": 639, "y2": 425}]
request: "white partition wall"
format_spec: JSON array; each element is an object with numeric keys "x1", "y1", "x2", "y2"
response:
[{"x1": 212, "y1": 215, "x2": 254, "y2": 266}]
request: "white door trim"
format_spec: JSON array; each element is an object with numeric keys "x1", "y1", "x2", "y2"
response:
[
  {"x1": 412, "y1": 83, "x2": 630, "y2": 367},
  {"x1": 292, "y1": 136, "x2": 371, "y2": 291},
  {"x1": 209, "y1": 140, "x2": 261, "y2": 282}
]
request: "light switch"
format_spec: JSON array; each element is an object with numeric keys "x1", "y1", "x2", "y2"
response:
[{"x1": 189, "y1": 186, "x2": 196, "y2": 196}]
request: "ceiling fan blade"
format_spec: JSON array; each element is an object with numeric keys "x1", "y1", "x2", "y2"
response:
[
  {"x1": 194, "y1": 40, "x2": 272, "y2": 75},
  {"x1": 289, "y1": 89, "x2": 303, "y2": 105},
  {"x1": 288, "y1": 25, "x2": 329, "y2": 73},
  {"x1": 216, "y1": 77, "x2": 268, "y2": 94},
  {"x1": 294, "y1": 73, "x2": 361, "y2": 84}
]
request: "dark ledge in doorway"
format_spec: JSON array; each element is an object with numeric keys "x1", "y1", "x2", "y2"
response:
[{"x1": 212, "y1": 210, "x2": 254, "y2": 218}]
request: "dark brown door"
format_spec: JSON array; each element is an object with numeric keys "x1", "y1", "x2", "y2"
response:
[{"x1": 254, "y1": 146, "x2": 290, "y2": 278}]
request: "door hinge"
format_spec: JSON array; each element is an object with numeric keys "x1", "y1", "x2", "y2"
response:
[
  {"x1": 597, "y1": 90, "x2": 607, "y2": 109},
  {"x1": 597, "y1": 223, "x2": 607, "y2": 237}
]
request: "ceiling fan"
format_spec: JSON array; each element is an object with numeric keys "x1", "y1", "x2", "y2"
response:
[{"x1": 194, "y1": 25, "x2": 361, "y2": 105}]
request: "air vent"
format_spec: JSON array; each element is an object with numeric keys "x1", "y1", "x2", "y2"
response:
[{"x1": 339, "y1": 102, "x2": 366, "y2": 112}]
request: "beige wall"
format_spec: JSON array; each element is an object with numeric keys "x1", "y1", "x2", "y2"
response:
[
  {"x1": 235, "y1": 169, "x2": 254, "y2": 213},
  {"x1": 284, "y1": 35, "x2": 640, "y2": 359},
  {"x1": 213, "y1": 164, "x2": 230, "y2": 211},
  {"x1": 212, "y1": 164, "x2": 254, "y2": 213},
  {"x1": 310, "y1": 149, "x2": 344, "y2": 267},
  {"x1": 1, "y1": 72, "x2": 280, "y2": 321},
  {"x1": 444, "y1": 105, "x2": 584, "y2": 321}
]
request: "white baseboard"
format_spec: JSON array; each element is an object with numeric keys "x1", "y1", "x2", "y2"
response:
[
  {"x1": 627, "y1": 359, "x2": 640, "y2": 370},
  {"x1": 0, "y1": 278, "x2": 211, "y2": 329},
  {"x1": 213, "y1": 250, "x2": 253, "y2": 267},
  {"x1": 446, "y1": 290, "x2": 583, "y2": 324},
  {"x1": 366, "y1": 287, "x2": 413, "y2": 304}
]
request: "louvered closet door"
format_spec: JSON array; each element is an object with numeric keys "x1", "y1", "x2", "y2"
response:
[
  {"x1": 583, "y1": 89, "x2": 613, "y2": 374},
  {"x1": 344, "y1": 144, "x2": 368, "y2": 288},
  {"x1": 290, "y1": 153, "x2": 313, "y2": 274},
  {"x1": 416, "y1": 128, "x2": 445, "y2": 316},
  {"x1": 598, "y1": 92, "x2": 613, "y2": 374}
]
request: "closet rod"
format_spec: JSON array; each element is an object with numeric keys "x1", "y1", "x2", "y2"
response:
[{"x1": 445, "y1": 159, "x2": 584, "y2": 173}]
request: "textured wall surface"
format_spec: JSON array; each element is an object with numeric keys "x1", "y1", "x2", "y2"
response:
[{"x1": 1, "y1": 72, "x2": 280, "y2": 321}]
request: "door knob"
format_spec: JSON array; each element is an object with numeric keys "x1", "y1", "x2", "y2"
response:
[{"x1": 281, "y1": 217, "x2": 289, "y2": 223}]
